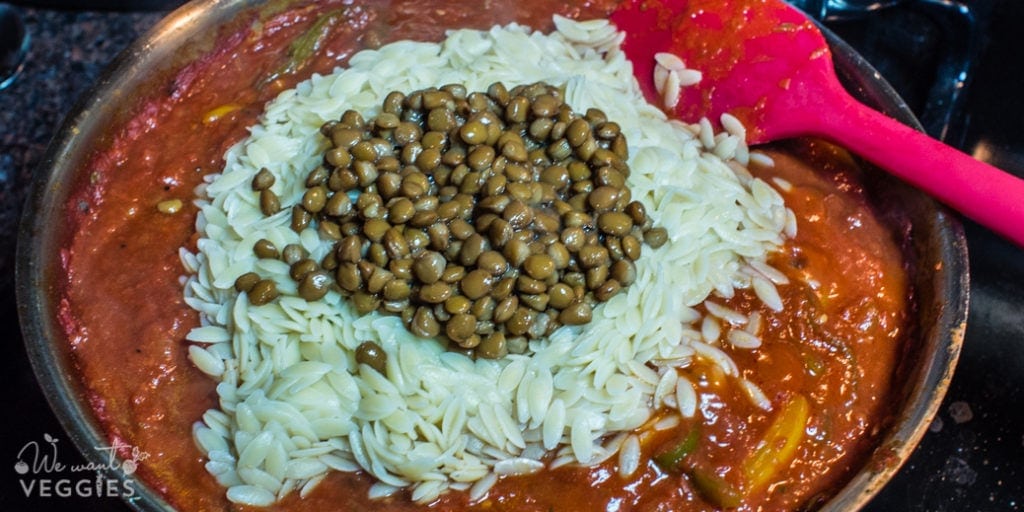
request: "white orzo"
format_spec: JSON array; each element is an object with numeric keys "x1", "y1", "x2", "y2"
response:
[{"x1": 182, "y1": 16, "x2": 795, "y2": 506}]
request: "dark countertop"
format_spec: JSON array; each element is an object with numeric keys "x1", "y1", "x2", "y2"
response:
[{"x1": 0, "y1": 2, "x2": 1021, "y2": 511}]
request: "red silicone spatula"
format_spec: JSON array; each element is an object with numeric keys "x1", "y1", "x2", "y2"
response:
[{"x1": 611, "y1": 0, "x2": 1024, "y2": 246}]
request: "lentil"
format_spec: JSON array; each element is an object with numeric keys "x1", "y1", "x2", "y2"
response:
[
  {"x1": 355, "y1": 341, "x2": 388, "y2": 373},
  {"x1": 247, "y1": 82, "x2": 665, "y2": 356}
]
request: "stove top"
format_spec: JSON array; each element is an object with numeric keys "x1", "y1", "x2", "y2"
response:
[
  {"x1": 827, "y1": 2, "x2": 1024, "y2": 509},
  {"x1": 0, "y1": 1, "x2": 1021, "y2": 510}
]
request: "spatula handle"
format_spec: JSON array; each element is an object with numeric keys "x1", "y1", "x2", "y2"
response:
[{"x1": 820, "y1": 101, "x2": 1024, "y2": 247}]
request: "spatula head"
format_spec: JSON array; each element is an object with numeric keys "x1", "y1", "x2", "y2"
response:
[{"x1": 612, "y1": 0, "x2": 838, "y2": 143}]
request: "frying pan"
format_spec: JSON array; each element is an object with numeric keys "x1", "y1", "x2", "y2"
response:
[{"x1": 16, "y1": 1, "x2": 969, "y2": 510}]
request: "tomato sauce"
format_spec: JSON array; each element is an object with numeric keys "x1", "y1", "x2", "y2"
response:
[{"x1": 58, "y1": 1, "x2": 911, "y2": 510}]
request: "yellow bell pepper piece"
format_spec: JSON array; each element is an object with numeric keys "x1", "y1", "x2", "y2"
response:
[
  {"x1": 202, "y1": 103, "x2": 242, "y2": 125},
  {"x1": 743, "y1": 394, "x2": 810, "y2": 493}
]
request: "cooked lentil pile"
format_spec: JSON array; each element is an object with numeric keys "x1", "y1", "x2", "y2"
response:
[{"x1": 243, "y1": 82, "x2": 667, "y2": 358}]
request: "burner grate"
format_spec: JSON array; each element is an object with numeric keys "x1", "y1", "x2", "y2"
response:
[{"x1": 794, "y1": 0, "x2": 983, "y2": 146}]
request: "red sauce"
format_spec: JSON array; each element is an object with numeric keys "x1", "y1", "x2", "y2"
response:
[{"x1": 58, "y1": 1, "x2": 910, "y2": 510}]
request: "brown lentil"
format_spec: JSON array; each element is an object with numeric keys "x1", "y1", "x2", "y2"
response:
[
  {"x1": 440, "y1": 264, "x2": 466, "y2": 283},
  {"x1": 558, "y1": 301, "x2": 592, "y2": 325},
  {"x1": 411, "y1": 307, "x2": 440, "y2": 338},
  {"x1": 253, "y1": 239, "x2": 279, "y2": 259},
  {"x1": 259, "y1": 189, "x2": 281, "y2": 216},
  {"x1": 234, "y1": 272, "x2": 261, "y2": 293},
  {"x1": 413, "y1": 251, "x2": 446, "y2": 284},
  {"x1": 252, "y1": 168, "x2": 276, "y2": 191},
  {"x1": 470, "y1": 296, "x2": 496, "y2": 322},
  {"x1": 461, "y1": 269, "x2": 493, "y2": 300},
  {"x1": 644, "y1": 227, "x2": 669, "y2": 248},
  {"x1": 355, "y1": 341, "x2": 388, "y2": 373},
  {"x1": 249, "y1": 82, "x2": 666, "y2": 357},
  {"x1": 477, "y1": 332, "x2": 507, "y2": 359},
  {"x1": 594, "y1": 279, "x2": 622, "y2": 301},
  {"x1": 248, "y1": 279, "x2": 279, "y2": 306},
  {"x1": 298, "y1": 271, "x2": 332, "y2": 301},
  {"x1": 621, "y1": 235, "x2": 642, "y2": 261},
  {"x1": 492, "y1": 277, "x2": 516, "y2": 300},
  {"x1": 446, "y1": 313, "x2": 477, "y2": 342},
  {"x1": 444, "y1": 295, "x2": 472, "y2": 315},
  {"x1": 419, "y1": 282, "x2": 452, "y2": 304},
  {"x1": 611, "y1": 259, "x2": 637, "y2": 286},
  {"x1": 523, "y1": 254, "x2": 556, "y2": 280},
  {"x1": 383, "y1": 279, "x2": 412, "y2": 301},
  {"x1": 289, "y1": 258, "x2": 319, "y2": 281}
]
